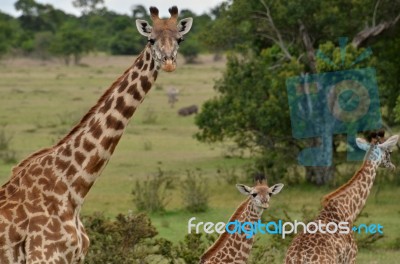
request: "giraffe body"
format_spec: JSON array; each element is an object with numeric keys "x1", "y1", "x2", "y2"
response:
[
  {"x1": 285, "y1": 135, "x2": 398, "y2": 264},
  {"x1": 0, "y1": 6, "x2": 192, "y2": 263},
  {"x1": 0, "y1": 52, "x2": 154, "y2": 263},
  {"x1": 200, "y1": 180, "x2": 284, "y2": 264},
  {"x1": 287, "y1": 231, "x2": 356, "y2": 264}
]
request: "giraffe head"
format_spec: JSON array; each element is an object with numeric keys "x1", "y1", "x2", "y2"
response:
[
  {"x1": 135, "y1": 6, "x2": 193, "y2": 72},
  {"x1": 356, "y1": 134, "x2": 399, "y2": 169},
  {"x1": 236, "y1": 180, "x2": 284, "y2": 210}
]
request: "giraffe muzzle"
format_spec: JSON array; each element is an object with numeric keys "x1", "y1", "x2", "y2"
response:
[{"x1": 161, "y1": 58, "x2": 176, "y2": 72}]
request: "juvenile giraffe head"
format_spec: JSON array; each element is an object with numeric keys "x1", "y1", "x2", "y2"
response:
[
  {"x1": 236, "y1": 180, "x2": 284, "y2": 210},
  {"x1": 356, "y1": 134, "x2": 399, "y2": 169},
  {"x1": 135, "y1": 6, "x2": 193, "y2": 72}
]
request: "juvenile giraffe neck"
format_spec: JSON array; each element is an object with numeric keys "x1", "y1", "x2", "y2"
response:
[
  {"x1": 200, "y1": 198, "x2": 263, "y2": 263},
  {"x1": 11, "y1": 44, "x2": 159, "y2": 206},
  {"x1": 320, "y1": 160, "x2": 378, "y2": 224}
]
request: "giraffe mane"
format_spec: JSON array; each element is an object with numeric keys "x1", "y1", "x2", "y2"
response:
[
  {"x1": 322, "y1": 146, "x2": 374, "y2": 206},
  {"x1": 55, "y1": 66, "x2": 132, "y2": 147},
  {"x1": 55, "y1": 49, "x2": 144, "y2": 147},
  {"x1": 10, "y1": 50, "x2": 146, "y2": 177},
  {"x1": 200, "y1": 198, "x2": 251, "y2": 262},
  {"x1": 322, "y1": 167, "x2": 362, "y2": 207}
]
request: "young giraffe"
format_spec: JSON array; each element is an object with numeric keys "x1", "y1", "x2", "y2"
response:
[
  {"x1": 285, "y1": 134, "x2": 399, "y2": 264},
  {"x1": 0, "y1": 6, "x2": 192, "y2": 264},
  {"x1": 200, "y1": 178, "x2": 284, "y2": 264}
]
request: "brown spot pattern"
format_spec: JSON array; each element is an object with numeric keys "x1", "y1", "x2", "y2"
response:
[
  {"x1": 140, "y1": 76, "x2": 152, "y2": 93},
  {"x1": 106, "y1": 115, "x2": 124, "y2": 130},
  {"x1": 82, "y1": 139, "x2": 95, "y2": 152},
  {"x1": 85, "y1": 153, "x2": 106, "y2": 174}
]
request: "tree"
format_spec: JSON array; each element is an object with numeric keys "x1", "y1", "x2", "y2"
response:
[
  {"x1": 51, "y1": 22, "x2": 94, "y2": 65},
  {"x1": 132, "y1": 4, "x2": 149, "y2": 20},
  {"x1": 196, "y1": 0, "x2": 400, "y2": 185},
  {"x1": 15, "y1": 0, "x2": 70, "y2": 32},
  {"x1": 33, "y1": 31, "x2": 54, "y2": 60},
  {"x1": 109, "y1": 27, "x2": 145, "y2": 55},
  {"x1": 0, "y1": 16, "x2": 20, "y2": 57},
  {"x1": 199, "y1": 1, "x2": 255, "y2": 53},
  {"x1": 179, "y1": 37, "x2": 201, "y2": 63},
  {"x1": 72, "y1": 0, "x2": 104, "y2": 14}
]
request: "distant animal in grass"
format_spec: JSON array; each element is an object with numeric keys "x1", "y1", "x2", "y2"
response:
[
  {"x1": 166, "y1": 87, "x2": 179, "y2": 108},
  {"x1": 178, "y1": 104, "x2": 198, "y2": 116}
]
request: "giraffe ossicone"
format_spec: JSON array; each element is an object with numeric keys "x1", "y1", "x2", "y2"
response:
[
  {"x1": 0, "y1": 6, "x2": 192, "y2": 264},
  {"x1": 285, "y1": 133, "x2": 398, "y2": 264},
  {"x1": 200, "y1": 178, "x2": 284, "y2": 264}
]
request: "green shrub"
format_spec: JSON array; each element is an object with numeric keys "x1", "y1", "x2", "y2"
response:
[
  {"x1": 181, "y1": 169, "x2": 209, "y2": 213},
  {"x1": 83, "y1": 212, "x2": 158, "y2": 263},
  {"x1": 132, "y1": 168, "x2": 174, "y2": 212},
  {"x1": 0, "y1": 125, "x2": 17, "y2": 164},
  {"x1": 142, "y1": 107, "x2": 158, "y2": 124},
  {"x1": 217, "y1": 165, "x2": 241, "y2": 185},
  {"x1": 175, "y1": 233, "x2": 215, "y2": 264},
  {"x1": 143, "y1": 140, "x2": 153, "y2": 151}
]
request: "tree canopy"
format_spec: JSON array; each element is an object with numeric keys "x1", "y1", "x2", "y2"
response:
[
  {"x1": 195, "y1": 0, "x2": 400, "y2": 185},
  {"x1": 1, "y1": 0, "x2": 214, "y2": 63}
]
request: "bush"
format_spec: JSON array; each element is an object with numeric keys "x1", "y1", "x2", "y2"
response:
[
  {"x1": 83, "y1": 212, "x2": 158, "y2": 263},
  {"x1": 132, "y1": 168, "x2": 174, "y2": 212},
  {"x1": 142, "y1": 107, "x2": 158, "y2": 124},
  {"x1": 181, "y1": 169, "x2": 209, "y2": 213},
  {"x1": 0, "y1": 125, "x2": 17, "y2": 164},
  {"x1": 217, "y1": 165, "x2": 247, "y2": 185},
  {"x1": 83, "y1": 212, "x2": 217, "y2": 263},
  {"x1": 175, "y1": 233, "x2": 215, "y2": 264}
]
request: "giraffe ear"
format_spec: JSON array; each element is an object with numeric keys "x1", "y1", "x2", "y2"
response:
[
  {"x1": 378, "y1": 135, "x2": 399, "y2": 150},
  {"x1": 236, "y1": 184, "x2": 252, "y2": 196},
  {"x1": 270, "y1": 183, "x2": 284, "y2": 195},
  {"x1": 136, "y1": 19, "x2": 152, "y2": 37},
  {"x1": 356, "y1": 138, "x2": 370, "y2": 151},
  {"x1": 177, "y1": 18, "x2": 193, "y2": 35}
]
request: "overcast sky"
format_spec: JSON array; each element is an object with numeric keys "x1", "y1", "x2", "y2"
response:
[{"x1": 0, "y1": 0, "x2": 224, "y2": 17}]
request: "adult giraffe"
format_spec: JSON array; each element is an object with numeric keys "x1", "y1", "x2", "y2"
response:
[
  {"x1": 200, "y1": 178, "x2": 284, "y2": 263},
  {"x1": 285, "y1": 133, "x2": 398, "y2": 264},
  {"x1": 0, "y1": 6, "x2": 192, "y2": 264}
]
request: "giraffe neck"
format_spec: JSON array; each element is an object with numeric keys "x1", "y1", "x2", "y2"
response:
[
  {"x1": 60, "y1": 44, "x2": 159, "y2": 202},
  {"x1": 200, "y1": 198, "x2": 263, "y2": 263},
  {"x1": 10, "y1": 44, "x2": 159, "y2": 207},
  {"x1": 320, "y1": 160, "x2": 378, "y2": 224}
]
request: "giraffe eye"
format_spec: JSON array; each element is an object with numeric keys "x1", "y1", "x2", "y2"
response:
[
  {"x1": 251, "y1": 193, "x2": 257, "y2": 197},
  {"x1": 177, "y1": 37, "x2": 184, "y2": 44},
  {"x1": 148, "y1": 39, "x2": 155, "y2": 45}
]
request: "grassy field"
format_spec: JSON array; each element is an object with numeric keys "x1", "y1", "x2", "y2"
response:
[{"x1": 0, "y1": 54, "x2": 399, "y2": 263}]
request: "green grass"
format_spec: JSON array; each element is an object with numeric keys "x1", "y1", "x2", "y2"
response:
[{"x1": 0, "y1": 55, "x2": 399, "y2": 263}]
